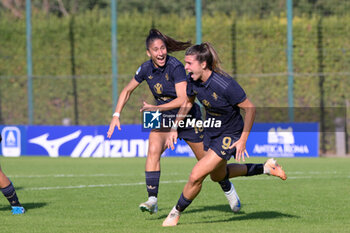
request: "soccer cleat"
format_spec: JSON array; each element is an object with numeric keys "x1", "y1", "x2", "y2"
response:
[
  {"x1": 162, "y1": 206, "x2": 181, "y2": 227},
  {"x1": 139, "y1": 197, "x2": 158, "y2": 214},
  {"x1": 224, "y1": 182, "x2": 241, "y2": 213},
  {"x1": 264, "y1": 158, "x2": 287, "y2": 180},
  {"x1": 11, "y1": 206, "x2": 25, "y2": 215}
]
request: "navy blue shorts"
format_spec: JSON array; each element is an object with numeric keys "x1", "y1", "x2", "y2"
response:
[
  {"x1": 178, "y1": 126, "x2": 204, "y2": 143},
  {"x1": 203, "y1": 134, "x2": 241, "y2": 160}
]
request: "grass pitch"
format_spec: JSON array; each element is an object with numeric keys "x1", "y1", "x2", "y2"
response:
[{"x1": 1, "y1": 157, "x2": 350, "y2": 233}]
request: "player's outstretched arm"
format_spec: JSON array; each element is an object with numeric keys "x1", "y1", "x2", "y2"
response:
[{"x1": 107, "y1": 78, "x2": 140, "y2": 138}]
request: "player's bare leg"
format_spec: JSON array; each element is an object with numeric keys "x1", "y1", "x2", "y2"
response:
[
  {"x1": 139, "y1": 131, "x2": 168, "y2": 214},
  {"x1": 0, "y1": 166, "x2": 25, "y2": 214},
  {"x1": 163, "y1": 150, "x2": 222, "y2": 226}
]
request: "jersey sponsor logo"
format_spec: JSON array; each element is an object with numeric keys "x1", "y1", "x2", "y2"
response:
[
  {"x1": 143, "y1": 110, "x2": 162, "y2": 129},
  {"x1": 136, "y1": 66, "x2": 141, "y2": 75},
  {"x1": 158, "y1": 96, "x2": 171, "y2": 101},
  {"x1": 1, "y1": 126, "x2": 21, "y2": 157},
  {"x1": 153, "y1": 83, "x2": 163, "y2": 94},
  {"x1": 202, "y1": 99, "x2": 211, "y2": 108}
]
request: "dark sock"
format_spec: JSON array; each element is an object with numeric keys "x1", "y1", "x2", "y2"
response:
[
  {"x1": 218, "y1": 166, "x2": 231, "y2": 192},
  {"x1": 176, "y1": 193, "x2": 192, "y2": 212},
  {"x1": 245, "y1": 164, "x2": 264, "y2": 176},
  {"x1": 218, "y1": 179, "x2": 231, "y2": 192},
  {"x1": 145, "y1": 171, "x2": 160, "y2": 198},
  {"x1": 1, "y1": 183, "x2": 21, "y2": 206}
]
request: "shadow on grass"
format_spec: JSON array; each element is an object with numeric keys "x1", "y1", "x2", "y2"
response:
[
  {"x1": 151, "y1": 204, "x2": 299, "y2": 223},
  {"x1": 153, "y1": 204, "x2": 245, "y2": 219},
  {"x1": 185, "y1": 210, "x2": 299, "y2": 225},
  {"x1": 0, "y1": 202, "x2": 47, "y2": 212}
]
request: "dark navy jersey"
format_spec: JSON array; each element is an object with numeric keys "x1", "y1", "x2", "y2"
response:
[
  {"x1": 134, "y1": 55, "x2": 200, "y2": 119},
  {"x1": 189, "y1": 71, "x2": 247, "y2": 137}
]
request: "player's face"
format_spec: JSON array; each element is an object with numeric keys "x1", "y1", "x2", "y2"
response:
[
  {"x1": 185, "y1": 55, "x2": 205, "y2": 81},
  {"x1": 147, "y1": 39, "x2": 167, "y2": 68}
]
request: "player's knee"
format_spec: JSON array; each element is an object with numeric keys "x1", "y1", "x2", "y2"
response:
[
  {"x1": 188, "y1": 172, "x2": 204, "y2": 187},
  {"x1": 147, "y1": 145, "x2": 161, "y2": 160},
  {"x1": 209, "y1": 174, "x2": 222, "y2": 182}
]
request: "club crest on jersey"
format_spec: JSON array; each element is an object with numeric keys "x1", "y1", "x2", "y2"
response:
[
  {"x1": 158, "y1": 96, "x2": 171, "y2": 101},
  {"x1": 148, "y1": 75, "x2": 153, "y2": 80},
  {"x1": 212, "y1": 92, "x2": 218, "y2": 101},
  {"x1": 202, "y1": 99, "x2": 211, "y2": 108},
  {"x1": 165, "y1": 73, "x2": 169, "y2": 81},
  {"x1": 154, "y1": 83, "x2": 163, "y2": 94}
]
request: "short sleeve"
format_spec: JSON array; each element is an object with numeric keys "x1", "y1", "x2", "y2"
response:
[
  {"x1": 134, "y1": 64, "x2": 147, "y2": 83},
  {"x1": 225, "y1": 79, "x2": 247, "y2": 106},
  {"x1": 171, "y1": 65, "x2": 187, "y2": 84}
]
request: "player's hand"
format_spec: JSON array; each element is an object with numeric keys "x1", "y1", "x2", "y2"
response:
[
  {"x1": 229, "y1": 138, "x2": 249, "y2": 162},
  {"x1": 140, "y1": 101, "x2": 157, "y2": 112},
  {"x1": 107, "y1": 117, "x2": 121, "y2": 138},
  {"x1": 166, "y1": 130, "x2": 178, "y2": 150}
]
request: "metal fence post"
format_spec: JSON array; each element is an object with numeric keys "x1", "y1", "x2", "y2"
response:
[{"x1": 26, "y1": 0, "x2": 33, "y2": 124}]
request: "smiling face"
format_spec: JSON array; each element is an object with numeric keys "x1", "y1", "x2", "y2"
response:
[
  {"x1": 184, "y1": 55, "x2": 206, "y2": 81},
  {"x1": 147, "y1": 39, "x2": 167, "y2": 68}
]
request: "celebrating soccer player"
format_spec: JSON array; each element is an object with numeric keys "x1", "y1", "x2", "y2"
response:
[{"x1": 163, "y1": 42, "x2": 286, "y2": 226}]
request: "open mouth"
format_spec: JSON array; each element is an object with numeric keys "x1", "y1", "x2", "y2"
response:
[{"x1": 157, "y1": 56, "x2": 166, "y2": 64}]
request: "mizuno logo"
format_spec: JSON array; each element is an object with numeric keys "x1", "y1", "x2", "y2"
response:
[{"x1": 29, "y1": 131, "x2": 81, "y2": 157}]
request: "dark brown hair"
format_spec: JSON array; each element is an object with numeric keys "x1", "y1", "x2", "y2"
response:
[
  {"x1": 146, "y1": 29, "x2": 192, "y2": 53},
  {"x1": 185, "y1": 42, "x2": 228, "y2": 76}
]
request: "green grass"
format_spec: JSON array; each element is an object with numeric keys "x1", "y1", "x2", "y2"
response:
[{"x1": 1, "y1": 157, "x2": 350, "y2": 232}]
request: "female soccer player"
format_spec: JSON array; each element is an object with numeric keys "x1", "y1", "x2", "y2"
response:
[
  {"x1": 162, "y1": 42, "x2": 286, "y2": 226},
  {"x1": 107, "y1": 29, "x2": 212, "y2": 214},
  {"x1": 0, "y1": 135, "x2": 25, "y2": 214},
  {"x1": 107, "y1": 29, "x2": 249, "y2": 215}
]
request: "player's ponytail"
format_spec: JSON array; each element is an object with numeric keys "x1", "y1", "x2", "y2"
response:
[
  {"x1": 146, "y1": 29, "x2": 192, "y2": 53},
  {"x1": 185, "y1": 42, "x2": 229, "y2": 77}
]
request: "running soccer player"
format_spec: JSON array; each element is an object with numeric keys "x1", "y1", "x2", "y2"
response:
[
  {"x1": 107, "y1": 29, "x2": 249, "y2": 215},
  {"x1": 162, "y1": 42, "x2": 286, "y2": 226},
  {"x1": 0, "y1": 135, "x2": 25, "y2": 214}
]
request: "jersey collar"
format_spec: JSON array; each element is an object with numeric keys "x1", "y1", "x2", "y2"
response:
[{"x1": 200, "y1": 71, "x2": 214, "y2": 88}]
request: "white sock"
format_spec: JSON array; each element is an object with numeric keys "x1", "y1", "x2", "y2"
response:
[{"x1": 148, "y1": 196, "x2": 157, "y2": 203}]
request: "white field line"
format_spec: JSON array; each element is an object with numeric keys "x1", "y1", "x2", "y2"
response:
[
  {"x1": 21, "y1": 175, "x2": 349, "y2": 192},
  {"x1": 23, "y1": 180, "x2": 188, "y2": 191},
  {"x1": 8, "y1": 174, "x2": 123, "y2": 178},
  {"x1": 8, "y1": 171, "x2": 346, "y2": 179}
]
